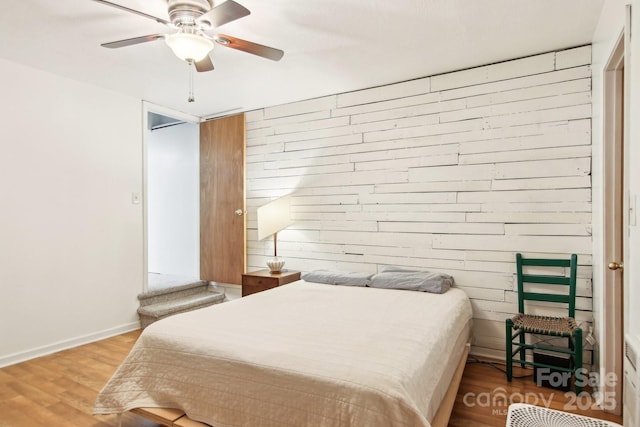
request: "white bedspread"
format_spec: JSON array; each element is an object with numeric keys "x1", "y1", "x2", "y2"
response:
[{"x1": 94, "y1": 281, "x2": 472, "y2": 427}]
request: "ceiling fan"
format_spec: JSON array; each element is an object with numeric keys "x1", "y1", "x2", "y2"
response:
[{"x1": 91, "y1": 0, "x2": 284, "y2": 72}]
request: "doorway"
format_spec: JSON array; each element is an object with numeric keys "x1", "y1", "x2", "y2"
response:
[
  {"x1": 143, "y1": 103, "x2": 201, "y2": 293},
  {"x1": 601, "y1": 31, "x2": 627, "y2": 415},
  {"x1": 141, "y1": 105, "x2": 247, "y2": 294}
]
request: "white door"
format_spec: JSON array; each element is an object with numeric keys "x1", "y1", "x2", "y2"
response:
[{"x1": 601, "y1": 12, "x2": 631, "y2": 415}]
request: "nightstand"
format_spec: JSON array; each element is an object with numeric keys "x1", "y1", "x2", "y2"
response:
[{"x1": 241, "y1": 270, "x2": 301, "y2": 297}]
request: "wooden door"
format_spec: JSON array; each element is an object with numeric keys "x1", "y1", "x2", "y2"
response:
[
  {"x1": 200, "y1": 113, "x2": 246, "y2": 284},
  {"x1": 602, "y1": 30, "x2": 627, "y2": 415}
]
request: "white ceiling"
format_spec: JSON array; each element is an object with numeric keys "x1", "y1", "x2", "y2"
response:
[{"x1": 0, "y1": 0, "x2": 604, "y2": 118}]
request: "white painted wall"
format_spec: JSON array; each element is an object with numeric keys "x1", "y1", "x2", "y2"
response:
[
  {"x1": 591, "y1": 0, "x2": 639, "y2": 379},
  {"x1": 0, "y1": 58, "x2": 143, "y2": 366},
  {"x1": 246, "y1": 47, "x2": 594, "y2": 360},
  {"x1": 147, "y1": 123, "x2": 200, "y2": 278}
]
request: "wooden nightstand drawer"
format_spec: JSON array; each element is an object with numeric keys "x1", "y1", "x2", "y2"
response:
[{"x1": 242, "y1": 270, "x2": 301, "y2": 297}]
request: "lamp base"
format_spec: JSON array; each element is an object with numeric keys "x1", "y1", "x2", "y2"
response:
[{"x1": 266, "y1": 257, "x2": 285, "y2": 274}]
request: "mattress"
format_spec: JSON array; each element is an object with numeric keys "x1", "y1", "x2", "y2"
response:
[{"x1": 95, "y1": 280, "x2": 473, "y2": 427}]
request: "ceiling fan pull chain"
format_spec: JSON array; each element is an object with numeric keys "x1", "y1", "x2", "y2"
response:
[{"x1": 188, "y1": 60, "x2": 195, "y2": 103}]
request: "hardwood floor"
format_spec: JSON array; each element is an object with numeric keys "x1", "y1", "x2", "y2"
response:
[
  {"x1": 0, "y1": 331, "x2": 157, "y2": 427},
  {"x1": 0, "y1": 331, "x2": 623, "y2": 426}
]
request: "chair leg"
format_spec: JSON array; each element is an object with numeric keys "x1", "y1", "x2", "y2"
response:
[
  {"x1": 574, "y1": 328, "x2": 583, "y2": 394},
  {"x1": 518, "y1": 330, "x2": 526, "y2": 368},
  {"x1": 506, "y1": 318, "x2": 513, "y2": 382}
]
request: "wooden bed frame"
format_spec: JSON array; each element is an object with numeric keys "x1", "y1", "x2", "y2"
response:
[{"x1": 122, "y1": 341, "x2": 471, "y2": 427}]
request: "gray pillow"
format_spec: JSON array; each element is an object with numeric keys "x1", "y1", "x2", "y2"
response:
[
  {"x1": 369, "y1": 270, "x2": 454, "y2": 294},
  {"x1": 380, "y1": 266, "x2": 422, "y2": 273},
  {"x1": 301, "y1": 270, "x2": 373, "y2": 287}
]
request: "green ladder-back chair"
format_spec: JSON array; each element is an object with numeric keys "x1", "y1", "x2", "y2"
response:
[{"x1": 506, "y1": 253, "x2": 583, "y2": 393}]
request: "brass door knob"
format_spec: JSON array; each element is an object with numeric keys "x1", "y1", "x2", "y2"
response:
[
  {"x1": 608, "y1": 262, "x2": 623, "y2": 271},
  {"x1": 234, "y1": 209, "x2": 244, "y2": 216}
]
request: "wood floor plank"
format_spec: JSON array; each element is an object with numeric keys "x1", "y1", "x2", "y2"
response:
[
  {"x1": 0, "y1": 330, "x2": 623, "y2": 427},
  {"x1": 0, "y1": 400, "x2": 45, "y2": 427},
  {"x1": 1, "y1": 396, "x2": 70, "y2": 426},
  {"x1": 0, "y1": 369, "x2": 14, "y2": 384},
  {"x1": 4, "y1": 380, "x2": 60, "y2": 407}
]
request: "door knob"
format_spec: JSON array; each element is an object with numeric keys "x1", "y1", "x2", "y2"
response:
[
  {"x1": 234, "y1": 209, "x2": 244, "y2": 216},
  {"x1": 608, "y1": 261, "x2": 623, "y2": 271}
]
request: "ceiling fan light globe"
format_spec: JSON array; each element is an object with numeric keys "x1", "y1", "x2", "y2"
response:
[{"x1": 165, "y1": 33, "x2": 213, "y2": 62}]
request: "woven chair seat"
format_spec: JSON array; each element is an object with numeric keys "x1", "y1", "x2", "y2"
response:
[{"x1": 511, "y1": 313, "x2": 577, "y2": 337}]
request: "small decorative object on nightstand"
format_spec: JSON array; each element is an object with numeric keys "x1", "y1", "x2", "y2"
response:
[
  {"x1": 241, "y1": 270, "x2": 301, "y2": 297},
  {"x1": 257, "y1": 195, "x2": 294, "y2": 273}
]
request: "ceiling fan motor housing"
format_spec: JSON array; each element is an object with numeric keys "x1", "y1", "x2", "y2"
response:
[{"x1": 167, "y1": 0, "x2": 214, "y2": 28}]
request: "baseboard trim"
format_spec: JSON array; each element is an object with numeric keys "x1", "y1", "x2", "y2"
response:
[{"x1": 0, "y1": 321, "x2": 141, "y2": 368}]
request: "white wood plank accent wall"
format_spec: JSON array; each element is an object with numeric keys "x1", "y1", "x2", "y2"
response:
[{"x1": 245, "y1": 46, "x2": 593, "y2": 362}]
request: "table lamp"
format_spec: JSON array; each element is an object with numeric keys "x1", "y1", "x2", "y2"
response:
[{"x1": 257, "y1": 195, "x2": 294, "y2": 273}]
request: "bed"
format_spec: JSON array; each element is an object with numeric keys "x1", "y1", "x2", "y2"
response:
[{"x1": 94, "y1": 279, "x2": 473, "y2": 427}]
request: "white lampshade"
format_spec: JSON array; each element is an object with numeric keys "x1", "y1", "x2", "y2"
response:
[
  {"x1": 165, "y1": 33, "x2": 213, "y2": 61},
  {"x1": 257, "y1": 195, "x2": 294, "y2": 240}
]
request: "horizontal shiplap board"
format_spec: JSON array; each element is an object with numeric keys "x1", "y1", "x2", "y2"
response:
[
  {"x1": 479, "y1": 201, "x2": 591, "y2": 212},
  {"x1": 409, "y1": 163, "x2": 495, "y2": 182},
  {"x1": 378, "y1": 222, "x2": 505, "y2": 235},
  {"x1": 246, "y1": 110, "x2": 330, "y2": 131},
  {"x1": 263, "y1": 95, "x2": 336, "y2": 120},
  {"x1": 439, "y1": 91, "x2": 590, "y2": 124},
  {"x1": 337, "y1": 78, "x2": 430, "y2": 108},
  {"x1": 247, "y1": 162, "x2": 354, "y2": 179},
  {"x1": 490, "y1": 176, "x2": 591, "y2": 191},
  {"x1": 365, "y1": 203, "x2": 483, "y2": 214},
  {"x1": 464, "y1": 78, "x2": 591, "y2": 109},
  {"x1": 273, "y1": 116, "x2": 350, "y2": 135},
  {"x1": 283, "y1": 134, "x2": 364, "y2": 152},
  {"x1": 359, "y1": 192, "x2": 456, "y2": 204},
  {"x1": 464, "y1": 250, "x2": 592, "y2": 265},
  {"x1": 495, "y1": 157, "x2": 591, "y2": 179},
  {"x1": 433, "y1": 234, "x2": 591, "y2": 254},
  {"x1": 355, "y1": 153, "x2": 459, "y2": 171},
  {"x1": 458, "y1": 188, "x2": 591, "y2": 203},
  {"x1": 267, "y1": 125, "x2": 358, "y2": 146},
  {"x1": 350, "y1": 97, "x2": 465, "y2": 126},
  {"x1": 466, "y1": 212, "x2": 591, "y2": 224},
  {"x1": 351, "y1": 142, "x2": 460, "y2": 163},
  {"x1": 374, "y1": 180, "x2": 492, "y2": 193},
  {"x1": 555, "y1": 45, "x2": 591, "y2": 70},
  {"x1": 363, "y1": 117, "x2": 484, "y2": 144},
  {"x1": 504, "y1": 223, "x2": 592, "y2": 236},
  {"x1": 458, "y1": 122, "x2": 591, "y2": 155},
  {"x1": 246, "y1": 46, "x2": 593, "y2": 360},
  {"x1": 459, "y1": 145, "x2": 592, "y2": 165},
  {"x1": 456, "y1": 286, "x2": 505, "y2": 302},
  {"x1": 431, "y1": 53, "x2": 555, "y2": 91},
  {"x1": 486, "y1": 104, "x2": 591, "y2": 129}
]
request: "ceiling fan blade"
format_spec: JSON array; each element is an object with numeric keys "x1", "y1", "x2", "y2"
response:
[
  {"x1": 90, "y1": 0, "x2": 171, "y2": 26},
  {"x1": 215, "y1": 34, "x2": 284, "y2": 61},
  {"x1": 101, "y1": 34, "x2": 166, "y2": 49},
  {"x1": 195, "y1": 55, "x2": 215, "y2": 72},
  {"x1": 196, "y1": 0, "x2": 250, "y2": 28}
]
